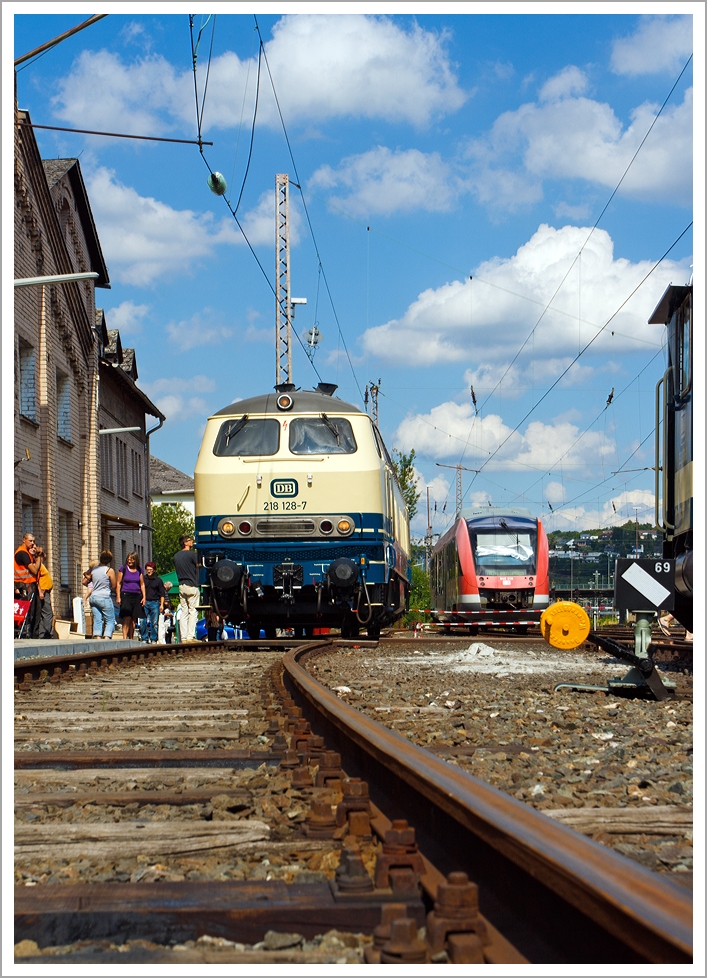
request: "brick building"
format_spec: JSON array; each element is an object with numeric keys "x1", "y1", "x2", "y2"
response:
[
  {"x1": 97, "y1": 320, "x2": 164, "y2": 567},
  {"x1": 14, "y1": 108, "x2": 164, "y2": 617},
  {"x1": 14, "y1": 109, "x2": 109, "y2": 617}
]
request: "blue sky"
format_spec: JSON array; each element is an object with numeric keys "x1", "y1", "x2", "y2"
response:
[{"x1": 9, "y1": 8, "x2": 701, "y2": 538}]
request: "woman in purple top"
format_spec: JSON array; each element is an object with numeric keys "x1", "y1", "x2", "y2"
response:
[{"x1": 116, "y1": 551, "x2": 146, "y2": 640}]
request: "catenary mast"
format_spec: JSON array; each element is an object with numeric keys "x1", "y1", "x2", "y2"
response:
[{"x1": 275, "y1": 173, "x2": 292, "y2": 385}]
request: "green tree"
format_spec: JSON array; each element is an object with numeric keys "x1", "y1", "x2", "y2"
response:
[
  {"x1": 391, "y1": 447, "x2": 422, "y2": 522},
  {"x1": 151, "y1": 503, "x2": 195, "y2": 576},
  {"x1": 404, "y1": 563, "x2": 431, "y2": 627}
]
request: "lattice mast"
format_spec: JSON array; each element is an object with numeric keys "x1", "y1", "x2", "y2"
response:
[
  {"x1": 435, "y1": 463, "x2": 480, "y2": 519},
  {"x1": 275, "y1": 173, "x2": 292, "y2": 385}
]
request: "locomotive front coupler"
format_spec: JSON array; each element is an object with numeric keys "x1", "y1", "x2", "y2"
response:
[{"x1": 273, "y1": 563, "x2": 304, "y2": 605}]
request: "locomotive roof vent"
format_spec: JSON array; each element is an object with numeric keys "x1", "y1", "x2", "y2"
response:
[{"x1": 316, "y1": 382, "x2": 338, "y2": 396}]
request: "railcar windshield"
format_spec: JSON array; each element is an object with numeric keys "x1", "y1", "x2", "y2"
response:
[
  {"x1": 468, "y1": 521, "x2": 537, "y2": 577},
  {"x1": 289, "y1": 416, "x2": 357, "y2": 454},
  {"x1": 213, "y1": 417, "x2": 280, "y2": 456}
]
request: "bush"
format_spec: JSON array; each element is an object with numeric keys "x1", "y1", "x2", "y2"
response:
[{"x1": 403, "y1": 563, "x2": 431, "y2": 627}]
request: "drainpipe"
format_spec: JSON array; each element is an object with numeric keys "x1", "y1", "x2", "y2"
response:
[{"x1": 145, "y1": 415, "x2": 164, "y2": 561}]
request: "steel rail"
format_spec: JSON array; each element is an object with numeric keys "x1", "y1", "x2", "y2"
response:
[
  {"x1": 13, "y1": 638, "x2": 313, "y2": 685},
  {"x1": 283, "y1": 643, "x2": 692, "y2": 964}
]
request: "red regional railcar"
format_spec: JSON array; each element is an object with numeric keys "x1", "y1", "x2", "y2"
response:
[{"x1": 430, "y1": 507, "x2": 549, "y2": 634}]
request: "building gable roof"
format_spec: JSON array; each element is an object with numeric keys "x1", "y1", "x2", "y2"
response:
[
  {"x1": 120, "y1": 348, "x2": 138, "y2": 381},
  {"x1": 42, "y1": 157, "x2": 110, "y2": 289},
  {"x1": 150, "y1": 456, "x2": 194, "y2": 495}
]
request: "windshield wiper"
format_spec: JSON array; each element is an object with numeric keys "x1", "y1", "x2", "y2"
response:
[
  {"x1": 320, "y1": 412, "x2": 340, "y2": 444},
  {"x1": 224, "y1": 414, "x2": 248, "y2": 446}
]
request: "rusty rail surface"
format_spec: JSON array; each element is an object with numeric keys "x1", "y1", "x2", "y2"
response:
[
  {"x1": 283, "y1": 643, "x2": 692, "y2": 964},
  {"x1": 14, "y1": 636, "x2": 692, "y2": 963},
  {"x1": 13, "y1": 638, "x2": 309, "y2": 688}
]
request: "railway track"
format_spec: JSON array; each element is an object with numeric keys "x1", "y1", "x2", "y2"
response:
[{"x1": 14, "y1": 637, "x2": 692, "y2": 964}]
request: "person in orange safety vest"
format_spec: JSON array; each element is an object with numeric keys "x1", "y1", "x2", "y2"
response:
[{"x1": 14, "y1": 532, "x2": 40, "y2": 597}]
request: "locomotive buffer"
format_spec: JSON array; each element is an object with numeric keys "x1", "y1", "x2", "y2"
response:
[{"x1": 545, "y1": 559, "x2": 677, "y2": 701}]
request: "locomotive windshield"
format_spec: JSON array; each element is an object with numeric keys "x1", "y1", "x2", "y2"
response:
[
  {"x1": 213, "y1": 417, "x2": 280, "y2": 456},
  {"x1": 289, "y1": 416, "x2": 357, "y2": 454},
  {"x1": 467, "y1": 518, "x2": 537, "y2": 577}
]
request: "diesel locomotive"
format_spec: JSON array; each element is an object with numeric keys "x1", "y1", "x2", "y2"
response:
[
  {"x1": 193, "y1": 384, "x2": 411, "y2": 639},
  {"x1": 650, "y1": 282, "x2": 693, "y2": 632},
  {"x1": 430, "y1": 507, "x2": 550, "y2": 633}
]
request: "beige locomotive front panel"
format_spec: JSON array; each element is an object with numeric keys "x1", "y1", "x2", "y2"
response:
[{"x1": 195, "y1": 411, "x2": 409, "y2": 554}]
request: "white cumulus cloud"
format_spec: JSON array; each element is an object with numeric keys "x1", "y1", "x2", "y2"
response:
[
  {"x1": 464, "y1": 69, "x2": 692, "y2": 210},
  {"x1": 538, "y1": 65, "x2": 589, "y2": 102},
  {"x1": 52, "y1": 16, "x2": 466, "y2": 135},
  {"x1": 546, "y1": 489, "x2": 655, "y2": 532},
  {"x1": 86, "y1": 168, "x2": 240, "y2": 287},
  {"x1": 141, "y1": 375, "x2": 217, "y2": 424},
  {"x1": 164, "y1": 311, "x2": 234, "y2": 352},
  {"x1": 310, "y1": 147, "x2": 457, "y2": 217},
  {"x1": 149, "y1": 394, "x2": 209, "y2": 423},
  {"x1": 362, "y1": 223, "x2": 691, "y2": 366},
  {"x1": 52, "y1": 50, "x2": 187, "y2": 135},
  {"x1": 238, "y1": 189, "x2": 301, "y2": 247},
  {"x1": 104, "y1": 300, "x2": 150, "y2": 335},
  {"x1": 610, "y1": 16, "x2": 693, "y2": 76},
  {"x1": 394, "y1": 400, "x2": 615, "y2": 473},
  {"x1": 544, "y1": 481, "x2": 567, "y2": 504}
]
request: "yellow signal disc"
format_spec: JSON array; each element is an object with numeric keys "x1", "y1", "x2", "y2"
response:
[{"x1": 540, "y1": 601, "x2": 591, "y2": 650}]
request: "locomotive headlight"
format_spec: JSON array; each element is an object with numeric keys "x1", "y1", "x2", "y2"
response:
[
  {"x1": 337, "y1": 518, "x2": 353, "y2": 535},
  {"x1": 219, "y1": 519, "x2": 236, "y2": 537},
  {"x1": 276, "y1": 393, "x2": 294, "y2": 410},
  {"x1": 319, "y1": 519, "x2": 334, "y2": 534},
  {"x1": 238, "y1": 520, "x2": 252, "y2": 535}
]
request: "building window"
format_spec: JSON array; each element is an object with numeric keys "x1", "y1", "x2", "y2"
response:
[
  {"x1": 57, "y1": 371, "x2": 71, "y2": 441},
  {"x1": 132, "y1": 449, "x2": 143, "y2": 497},
  {"x1": 19, "y1": 341, "x2": 36, "y2": 421},
  {"x1": 58, "y1": 512, "x2": 70, "y2": 588},
  {"x1": 121, "y1": 539, "x2": 127, "y2": 565},
  {"x1": 101, "y1": 433, "x2": 114, "y2": 491},
  {"x1": 109, "y1": 535, "x2": 115, "y2": 559},
  {"x1": 116, "y1": 439, "x2": 128, "y2": 500},
  {"x1": 22, "y1": 501, "x2": 36, "y2": 536}
]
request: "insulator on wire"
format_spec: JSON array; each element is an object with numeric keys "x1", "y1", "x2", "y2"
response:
[{"x1": 207, "y1": 172, "x2": 227, "y2": 196}]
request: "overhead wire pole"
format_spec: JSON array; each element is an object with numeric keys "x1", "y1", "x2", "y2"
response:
[
  {"x1": 435, "y1": 463, "x2": 479, "y2": 518},
  {"x1": 14, "y1": 14, "x2": 108, "y2": 66},
  {"x1": 425, "y1": 487, "x2": 433, "y2": 573},
  {"x1": 253, "y1": 15, "x2": 363, "y2": 402},
  {"x1": 367, "y1": 380, "x2": 381, "y2": 426},
  {"x1": 276, "y1": 174, "x2": 292, "y2": 386}
]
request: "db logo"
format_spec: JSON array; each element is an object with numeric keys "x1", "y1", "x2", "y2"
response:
[{"x1": 271, "y1": 479, "x2": 298, "y2": 498}]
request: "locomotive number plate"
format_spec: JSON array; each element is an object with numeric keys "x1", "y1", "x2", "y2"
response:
[{"x1": 270, "y1": 479, "x2": 298, "y2": 497}]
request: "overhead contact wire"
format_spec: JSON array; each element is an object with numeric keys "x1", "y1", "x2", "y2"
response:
[
  {"x1": 512, "y1": 346, "x2": 665, "y2": 509},
  {"x1": 469, "y1": 53, "x2": 693, "y2": 427},
  {"x1": 464, "y1": 221, "x2": 692, "y2": 502}
]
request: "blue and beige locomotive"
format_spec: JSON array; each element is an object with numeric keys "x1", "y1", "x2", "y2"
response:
[{"x1": 194, "y1": 383, "x2": 411, "y2": 638}]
